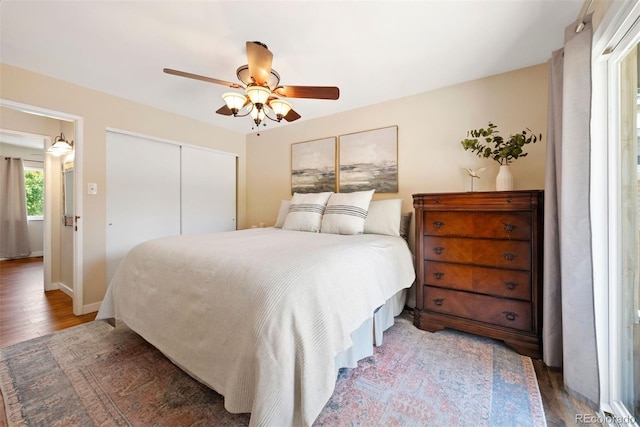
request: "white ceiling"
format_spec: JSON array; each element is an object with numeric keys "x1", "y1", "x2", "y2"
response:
[{"x1": 0, "y1": 1, "x2": 583, "y2": 135}]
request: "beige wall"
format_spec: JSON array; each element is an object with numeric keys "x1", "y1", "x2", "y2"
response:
[
  {"x1": 1, "y1": 63, "x2": 246, "y2": 310},
  {"x1": 246, "y1": 63, "x2": 549, "y2": 250},
  {"x1": 0, "y1": 61, "x2": 548, "y2": 310}
]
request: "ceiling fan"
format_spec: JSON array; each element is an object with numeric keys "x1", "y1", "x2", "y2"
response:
[{"x1": 164, "y1": 41, "x2": 340, "y2": 133}]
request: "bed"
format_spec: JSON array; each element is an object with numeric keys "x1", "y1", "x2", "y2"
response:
[{"x1": 97, "y1": 196, "x2": 415, "y2": 426}]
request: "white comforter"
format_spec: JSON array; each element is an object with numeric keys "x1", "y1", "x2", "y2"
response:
[{"x1": 97, "y1": 228, "x2": 415, "y2": 426}]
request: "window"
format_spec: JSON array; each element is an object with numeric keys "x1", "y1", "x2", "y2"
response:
[{"x1": 24, "y1": 166, "x2": 44, "y2": 220}]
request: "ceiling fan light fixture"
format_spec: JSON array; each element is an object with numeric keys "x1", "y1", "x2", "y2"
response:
[
  {"x1": 269, "y1": 98, "x2": 292, "y2": 120},
  {"x1": 222, "y1": 92, "x2": 247, "y2": 114},
  {"x1": 250, "y1": 106, "x2": 266, "y2": 123},
  {"x1": 165, "y1": 41, "x2": 339, "y2": 134},
  {"x1": 246, "y1": 85, "x2": 271, "y2": 107}
]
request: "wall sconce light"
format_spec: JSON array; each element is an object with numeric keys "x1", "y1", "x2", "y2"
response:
[{"x1": 47, "y1": 133, "x2": 73, "y2": 156}]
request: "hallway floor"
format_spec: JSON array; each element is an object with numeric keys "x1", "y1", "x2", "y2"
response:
[{"x1": 0, "y1": 257, "x2": 95, "y2": 348}]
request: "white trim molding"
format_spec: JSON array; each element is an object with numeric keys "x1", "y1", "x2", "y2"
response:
[
  {"x1": 592, "y1": 1, "x2": 640, "y2": 422},
  {"x1": 0, "y1": 98, "x2": 86, "y2": 316}
]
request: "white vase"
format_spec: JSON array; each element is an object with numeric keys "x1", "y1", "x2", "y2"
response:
[{"x1": 496, "y1": 164, "x2": 513, "y2": 191}]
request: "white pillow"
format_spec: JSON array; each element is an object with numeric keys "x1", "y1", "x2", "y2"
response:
[
  {"x1": 282, "y1": 192, "x2": 333, "y2": 232},
  {"x1": 274, "y1": 200, "x2": 291, "y2": 228},
  {"x1": 320, "y1": 190, "x2": 375, "y2": 235},
  {"x1": 364, "y1": 199, "x2": 403, "y2": 236}
]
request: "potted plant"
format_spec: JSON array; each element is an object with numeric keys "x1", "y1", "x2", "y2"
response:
[{"x1": 460, "y1": 122, "x2": 541, "y2": 190}]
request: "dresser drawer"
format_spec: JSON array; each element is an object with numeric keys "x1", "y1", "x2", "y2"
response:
[
  {"x1": 423, "y1": 286, "x2": 532, "y2": 331},
  {"x1": 423, "y1": 211, "x2": 531, "y2": 240},
  {"x1": 424, "y1": 261, "x2": 531, "y2": 300},
  {"x1": 424, "y1": 236, "x2": 531, "y2": 270},
  {"x1": 414, "y1": 191, "x2": 540, "y2": 210}
]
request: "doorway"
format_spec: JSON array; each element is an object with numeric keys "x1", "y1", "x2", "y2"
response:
[
  {"x1": 603, "y1": 24, "x2": 640, "y2": 422},
  {"x1": 0, "y1": 99, "x2": 84, "y2": 315}
]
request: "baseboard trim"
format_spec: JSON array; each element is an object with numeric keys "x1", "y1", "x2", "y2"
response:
[
  {"x1": 0, "y1": 252, "x2": 43, "y2": 261},
  {"x1": 57, "y1": 282, "x2": 73, "y2": 298},
  {"x1": 83, "y1": 301, "x2": 101, "y2": 315},
  {"x1": 45, "y1": 282, "x2": 59, "y2": 291},
  {"x1": 55, "y1": 283, "x2": 100, "y2": 315}
]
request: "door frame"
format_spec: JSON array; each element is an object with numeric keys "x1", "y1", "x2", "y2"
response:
[
  {"x1": 1, "y1": 98, "x2": 85, "y2": 315},
  {"x1": 592, "y1": 1, "x2": 640, "y2": 421}
]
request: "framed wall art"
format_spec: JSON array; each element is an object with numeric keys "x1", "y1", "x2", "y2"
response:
[
  {"x1": 291, "y1": 137, "x2": 336, "y2": 194},
  {"x1": 338, "y1": 126, "x2": 398, "y2": 192}
]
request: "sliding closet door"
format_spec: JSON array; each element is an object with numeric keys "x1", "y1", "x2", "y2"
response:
[
  {"x1": 181, "y1": 146, "x2": 236, "y2": 234},
  {"x1": 106, "y1": 131, "x2": 181, "y2": 284}
]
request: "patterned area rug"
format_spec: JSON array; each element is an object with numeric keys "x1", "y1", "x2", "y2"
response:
[{"x1": 0, "y1": 313, "x2": 545, "y2": 426}]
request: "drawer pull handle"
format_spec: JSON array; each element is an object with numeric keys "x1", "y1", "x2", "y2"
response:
[
  {"x1": 502, "y1": 222, "x2": 516, "y2": 233},
  {"x1": 504, "y1": 281, "x2": 518, "y2": 290},
  {"x1": 503, "y1": 311, "x2": 518, "y2": 321},
  {"x1": 503, "y1": 252, "x2": 516, "y2": 262},
  {"x1": 433, "y1": 247, "x2": 445, "y2": 255},
  {"x1": 433, "y1": 298, "x2": 444, "y2": 306},
  {"x1": 433, "y1": 272, "x2": 444, "y2": 280},
  {"x1": 433, "y1": 221, "x2": 445, "y2": 229}
]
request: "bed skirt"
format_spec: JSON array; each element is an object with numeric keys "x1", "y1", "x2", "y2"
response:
[
  {"x1": 333, "y1": 288, "x2": 406, "y2": 372},
  {"x1": 147, "y1": 288, "x2": 406, "y2": 421}
]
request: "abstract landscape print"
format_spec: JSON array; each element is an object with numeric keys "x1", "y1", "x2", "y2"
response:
[
  {"x1": 339, "y1": 126, "x2": 398, "y2": 193},
  {"x1": 291, "y1": 137, "x2": 336, "y2": 194}
]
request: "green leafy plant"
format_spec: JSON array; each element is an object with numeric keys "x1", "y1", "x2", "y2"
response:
[
  {"x1": 461, "y1": 122, "x2": 541, "y2": 165},
  {"x1": 24, "y1": 170, "x2": 44, "y2": 216}
]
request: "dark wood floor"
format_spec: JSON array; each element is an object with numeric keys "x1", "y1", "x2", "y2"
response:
[
  {"x1": 0, "y1": 257, "x2": 602, "y2": 426},
  {"x1": 533, "y1": 360, "x2": 603, "y2": 426},
  {"x1": 0, "y1": 257, "x2": 95, "y2": 348}
]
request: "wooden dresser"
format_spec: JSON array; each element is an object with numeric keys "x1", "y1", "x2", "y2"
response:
[{"x1": 412, "y1": 190, "x2": 544, "y2": 358}]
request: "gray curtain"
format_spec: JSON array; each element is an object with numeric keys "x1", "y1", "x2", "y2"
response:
[
  {"x1": 543, "y1": 14, "x2": 600, "y2": 409},
  {"x1": 0, "y1": 157, "x2": 31, "y2": 258}
]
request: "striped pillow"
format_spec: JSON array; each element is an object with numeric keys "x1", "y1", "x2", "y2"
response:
[
  {"x1": 282, "y1": 192, "x2": 333, "y2": 232},
  {"x1": 320, "y1": 190, "x2": 375, "y2": 235}
]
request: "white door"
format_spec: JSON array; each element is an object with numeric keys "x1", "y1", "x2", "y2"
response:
[
  {"x1": 106, "y1": 131, "x2": 181, "y2": 284},
  {"x1": 181, "y1": 146, "x2": 236, "y2": 234}
]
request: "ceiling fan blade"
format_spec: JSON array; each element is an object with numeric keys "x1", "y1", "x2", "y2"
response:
[
  {"x1": 274, "y1": 85, "x2": 340, "y2": 100},
  {"x1": 164, "y1": 68, "x2": 242, "y2": 89},
  {"x1": 246, "y1": 41, "x2": 273, "y2": 86},
  {"x1": 215, "y1": 104, "x2": 233, "y2": 116},
  {"x1": 283, "y1": 109, "x2": 301, "y2": 122}
]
